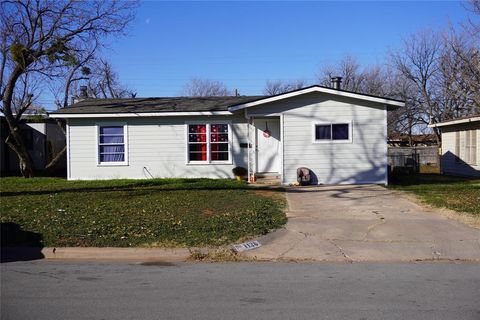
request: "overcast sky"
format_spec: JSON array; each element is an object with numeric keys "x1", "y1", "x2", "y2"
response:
[{"x1": 40, "y1": 1, "x2": 471, "y2": 110}]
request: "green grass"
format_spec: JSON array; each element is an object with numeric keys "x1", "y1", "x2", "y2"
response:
[
  {"x1": 0, "y1": 177, "x2": 286, "y2": 247},
  {"x1": 388, "y1": 174, "x2": 480, "y2": 215}
]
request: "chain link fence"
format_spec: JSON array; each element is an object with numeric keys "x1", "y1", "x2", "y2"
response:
[{"x1": 388, "y1": 146, "x2": 440, "y2": 174}]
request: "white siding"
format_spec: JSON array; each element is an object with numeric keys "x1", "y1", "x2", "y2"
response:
[
  {"x1": 440, "y1": 122, "x2": 480, "y2": 177},
  {"x1": 250, "y1": 92, "x2": 387, "y2": 184},
  {"x1": 68, "y1": 116, "x2": 248, "y2": 180},
  {"x1": 67, "y1": 92, "x2": 390, "y2": 184}
]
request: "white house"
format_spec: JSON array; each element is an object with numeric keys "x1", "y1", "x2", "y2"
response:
[
  {"x1": 49, "y1": 83, "x2": 404, "y2": 184},
  {"x1": 429, "y1": 116, "x2": 479, "y2": 177}
]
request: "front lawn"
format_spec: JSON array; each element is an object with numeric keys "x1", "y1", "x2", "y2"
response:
[
  {"x1": 388, "y1": 174, "x2": 480, "y2": 215},
  {"x1": 0, "y1": 178, "x2": 286, "y2": 247}
]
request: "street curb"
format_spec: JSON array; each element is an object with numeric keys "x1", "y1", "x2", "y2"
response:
[{"x1": 41, "y1": 247, "x2": 192, "y2": 261}]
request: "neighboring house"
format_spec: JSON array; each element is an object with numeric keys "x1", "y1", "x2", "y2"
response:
[
  {"x1": 49, "y1": 83, "x2": 404, "y2": 184},
  {"x1": 387, "y1": 133, "x2": 437, "y2": 147},
  {"x1": 429, "y1": 116, "x2": 480, "y2": 177},
  {"x1": 0, "y1": 115, "x2": 66, "y2": 175}
]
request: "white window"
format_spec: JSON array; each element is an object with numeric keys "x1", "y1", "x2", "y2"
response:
[
  {"x1": 313, "y1": 122, "x2": 352, "y2": 143},
  {"x1": 455, "y1": 131, "x2": 460, "y2": 162},
  {"x1": 187, "y1": 123, "x2": 230, "y2": 163},
  {"x1": 465, "y1": 130, "x2": 477, "y2": 165},
  {"x1": 97, "y1": 124, "x2": 128, "y2": 165}
]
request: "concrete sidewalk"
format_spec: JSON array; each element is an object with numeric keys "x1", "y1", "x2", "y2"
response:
[{"x1": 243, "y1": 185, "x2": 480, "y2": 262}]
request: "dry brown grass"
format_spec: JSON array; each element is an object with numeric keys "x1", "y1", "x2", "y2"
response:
[
  {"x1": 419, "y1": 165, "x2": 441, "y2": 174},
  {"x1": 188, "y1": 247, "x2": 257, "y2": 262},
  {"x1": 253, "y1": 189, "x2": 286, "y2": 201}
]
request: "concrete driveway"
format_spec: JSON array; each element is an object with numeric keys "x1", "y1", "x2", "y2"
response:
[{"x1": 245, "y1": 185, "x2": 480, "y2": 262}]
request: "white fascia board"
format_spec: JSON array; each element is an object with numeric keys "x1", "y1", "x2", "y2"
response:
[
  {"x1": 0, "y1": 112, "x2": 48, "y2": 119},
  {"x1": 228, "y1": 86, "x2": 405, "y2": 112},
  {"x1": 428, "y1": 117, "x2": 480, "y2": 128},
  {"x1": 48, "y1": 111, "x2": 233, "y2": 119}
]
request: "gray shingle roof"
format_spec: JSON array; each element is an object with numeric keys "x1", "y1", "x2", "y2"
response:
[
  {"x1": 49, "y1": 85, "x2": 405, "y2": 116},
  {"x1": 50, "y1": 96, "x2": 264, "y2": 114}
]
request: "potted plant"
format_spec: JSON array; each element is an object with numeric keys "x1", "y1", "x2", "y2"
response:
[{"x1": 232, "y1": 167, "x2": 248, "y2": 181}]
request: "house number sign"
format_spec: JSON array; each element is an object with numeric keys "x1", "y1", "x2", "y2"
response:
[{"x1": 232, "y1": 240, "x2": 262, "y2": 253}]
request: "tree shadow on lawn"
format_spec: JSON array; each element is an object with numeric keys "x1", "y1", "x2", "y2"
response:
[
  {"x1": 1, "y1": 179, "x2": 286, "y2": 197},
  {"x1": 1, "y1": 222, "x2": 44, "y2": 263}
]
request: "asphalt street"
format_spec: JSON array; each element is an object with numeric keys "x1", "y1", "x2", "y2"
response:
[{"x1": 1, "y1": 260, "x2": 480, "y2": 320}]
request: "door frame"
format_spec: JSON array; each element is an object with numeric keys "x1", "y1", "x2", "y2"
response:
[{"x1": 254, "y1": 116, "x2": 282, "y2": 175}]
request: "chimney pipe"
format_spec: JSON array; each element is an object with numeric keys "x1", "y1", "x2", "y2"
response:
[
  {"x1": 330, "y1": 77, "x2": 342, "y2": 90},
  {"x1": 79, "y1": 86, "x2": 88, "y2": 99}
]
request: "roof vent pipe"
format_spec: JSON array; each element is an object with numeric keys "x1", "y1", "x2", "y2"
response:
[
  {"x1": 330, "y1": 77, "x2": 343, "y2": 90},
  {"x1": 79, "y1": 86, "x2": 88, "y2": 99}
]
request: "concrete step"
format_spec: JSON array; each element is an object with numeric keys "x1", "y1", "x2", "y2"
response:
[
  {"x1": 254, "y1": 176, "x2": 282, "y2": 185},
  {"x1": 255, "y1": 174, "x2": 281, "y2": 179}
]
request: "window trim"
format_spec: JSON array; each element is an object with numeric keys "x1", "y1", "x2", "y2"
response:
[
  {"x1": 455, "y1": 131, "x2": 461, "y2": 162},
  {"x1": 185, "y1": 121, "x2": 232, "y2": 165},
  {"x1": 96, "y1": 122, "x2": 129, "y2": 166},
  {"x1": 312, "y1": 121, "x2": 353, "y2": 144},
  {"x1": 465, "y1": 129, "x2": 477, "y2": 166}
]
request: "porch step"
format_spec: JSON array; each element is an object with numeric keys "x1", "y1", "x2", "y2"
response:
[
  {"x1": 255, "y1": 173, "x2": 281, "y2": 179},
  {"x1": 253, "y1": 174, "x2": 281, "y2": 185}
]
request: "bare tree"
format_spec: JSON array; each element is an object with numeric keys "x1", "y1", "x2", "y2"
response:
[
  {"x1": 318, "y1": 55, "x2": 365, "y2": 92},
  {"x1": 441, "y1": 26, "x2": 480, "y2": 116},
  {"x1": 439, "y1": 32, "x2": 479, "y2": 118},
  {"x1": 390, "y1": 30, "x2": 444, "y2": 143},
  {"x1": 386, "y1": 73, "x2": 428, "y2": 145},
  {"x1": 318, "y1": 55, "x2": 393, "y2": 97},
  {"x1": 49, "y1": 45, "x2": 97, "y2": 110},
  {"x1": 390, "y1": 25, "x2": 480, "y2": 145},
  {"x1": 263, "y1": 79, "x2": 306, "y2": 95},
  {"x1": 0, "y1": 0, "x2": 136, "y2": 177},
  {"x1": 183, "y1": 78, "x2": 232, "y2": 97},
  {"x1": 464, "y1": 0, "x2": 480, "y2": 37},
  {"x1": 52, "y1": 55, "x2": 135, "y2": 110},
  {"x1": 86, "y1": 59, "x2": 135, "y2": 99},
  {"x1": 359, "y1": 66, "x2": 389, "y2": 96}
]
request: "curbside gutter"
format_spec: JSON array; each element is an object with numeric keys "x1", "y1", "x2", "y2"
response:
[{"x1": 41, "y1": 247, "x2": 192, "y2": 262}]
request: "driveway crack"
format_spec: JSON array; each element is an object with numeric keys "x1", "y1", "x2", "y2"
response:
[
  {"x1": 363, "y1": 216, "x2": 387, "y2": 241},
  {"x1": 329, "y1": 240, "x2": 353, "y2": 263},
  {"x1": 278, "y1": 232, "x2": 307, "y2": 258}
]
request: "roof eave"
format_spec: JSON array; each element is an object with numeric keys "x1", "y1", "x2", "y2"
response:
[
  {"x1": 48, "y1": 111, "x2": 233, "y2": 118},
  {"x1": 428, "y1": 116, "x2": 480, "y2": 128},
  {"x1": 228, "y1": 86, "x2": 405, "y2": 112}
]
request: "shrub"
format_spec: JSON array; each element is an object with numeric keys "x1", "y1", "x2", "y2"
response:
[{"x1": 232, "y1": 166, "x2": 248, "y2": 177}]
